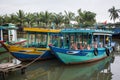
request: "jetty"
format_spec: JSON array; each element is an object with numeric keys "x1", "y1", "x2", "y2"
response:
[
  {"x1": 0, "y1": 41, "x2": 26, "y2": 80},
  {"x1": 0, "y1": 63, "x2": 26, "y2": 80}
]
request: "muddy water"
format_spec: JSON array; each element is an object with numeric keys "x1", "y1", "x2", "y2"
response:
[{"x1": 0, "y1": 39, "x2": 120, "y2": 80}]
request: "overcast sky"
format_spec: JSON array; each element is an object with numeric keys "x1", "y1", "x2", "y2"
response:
[{"x1": 0, "y1": 0, "x2": 120, "y2": 23}]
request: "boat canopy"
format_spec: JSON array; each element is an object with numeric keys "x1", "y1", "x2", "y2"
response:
[
  {"x1": 61, "y1": 28, "x2": 114, "y2": 35},
  {"x1": 0, "y1": 23, "x2": 18, "y2": 30},
  {"x1": 24, "y1": 27, "x2": 60, "y2": 33}
]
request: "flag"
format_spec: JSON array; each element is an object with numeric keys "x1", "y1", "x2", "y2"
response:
[{"x1": 103, "y1": 20, "x2": 107, "y2": 24}]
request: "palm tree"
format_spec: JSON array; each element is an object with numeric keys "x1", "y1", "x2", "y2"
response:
[
  {"x1": 16, "y1": 10, "x2": 25, "y2": 26},
  {"x1": 75, "y1": 9, "x2": 84, "y2": 27},
  {"x1": 33, "y1": 12, "x2": 43, "y2": 27},
  {"x1": 64, "y1": 11, "x2": 75, "y2": 27},
  {"x1": 41, "y1": 11, "x2": 52, "y2": 28},
  {"x1": 0, "y1": 16, "x2": 4, "y2": 25},
  {"x1": 52, "y1": 12, "x2": 64, "y2": 28},
  {"x1": 82, "y1": 11, "x2": 96, "y2": 27},
  {"x1": 76, "y1": 9, "x2": 96, "y2": 27},
  {"x1": 3, "y1": 14, "x2": 11, "y2": 23},
  {"x1": 25, "y1": 13, "x2": 34, "y2": 27},
  {"x1": 108, "y1": 6, "x2": 120, "y2": 23},
  {"x1": 10, "y1": 14, "x2": 17, "y2": 24}
]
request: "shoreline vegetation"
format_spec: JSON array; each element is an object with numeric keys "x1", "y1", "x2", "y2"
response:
[{"x1": 0, "y1": 6, "x2": 119, "y2": 29}]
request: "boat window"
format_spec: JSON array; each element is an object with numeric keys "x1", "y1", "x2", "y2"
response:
[{"x1": 26, "y1": 33, "x2": 47, "y2": 48}]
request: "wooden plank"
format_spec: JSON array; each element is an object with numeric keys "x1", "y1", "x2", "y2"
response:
[{"x1": 0, "y1": 63, "x2": 22, "y2": 72}]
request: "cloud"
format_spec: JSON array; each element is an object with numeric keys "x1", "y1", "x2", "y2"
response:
[{"x1": 0, "y1": 0, "x2": 120, "y2": 22}]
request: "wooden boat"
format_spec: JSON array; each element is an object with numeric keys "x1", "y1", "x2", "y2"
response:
[
  {"x1": 8, "y1": 27, "x2": 60, "y2": 61},
  {"x1": 10, "y1": 50, "x2": 53, "y2": 61},
  {"x1": 49, "y1": 28, "x2": 114, "y2": 64}
]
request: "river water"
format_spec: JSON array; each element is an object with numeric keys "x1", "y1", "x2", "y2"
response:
[{"x1": 0, "y1": 40, "x2": 120, "y2": 80}]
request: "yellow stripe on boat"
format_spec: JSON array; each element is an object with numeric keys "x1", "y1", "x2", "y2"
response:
[
  {"x1": 7, "y1": 45, "x2": 50, "y2": 52},
  {"x1": 24, "y1": 27, "x2": 60, "y2": 33}
]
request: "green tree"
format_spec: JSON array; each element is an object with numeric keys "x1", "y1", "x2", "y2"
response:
[
  {"x1": 64, "y1": 11, "x2": 75, "y2": 27},
  {"x1": 76, "y1": 9, "x2": 96, "y2": 27},
  {"x1": 0, "y1": 16, "x2": 5, "y2": 25},
  {"x1": 75, "y1": 9, "x2": 84, "y2": 27},
  {"x1": 52, "y1": 12, "x2": 64, "y2": 28},
  {"x1": 10, "y1": 14, "x2": 17, "y2": 24},
  {"x1": 33, "y1": 12, "x2": 43, "y2": 27},
  {"x1": 25, "y1": 13, "x2": 34, "y2": 27},
  {"x1": 16, "y1": 10, "x2": 25, "y2": 26},
  {"x1": 41, "y1": 11, "x2": 52, "y2": 27},
  {"x1": 82, "y1": 11, "x2": 96, "y2": 27},
  {"x1": 108, "y1": 6, "x2": 120, "y2": 23}
]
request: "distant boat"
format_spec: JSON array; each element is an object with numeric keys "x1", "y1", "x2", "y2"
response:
[{"x1": 49, "y1": 28, "x2": 114, "y2": 64}]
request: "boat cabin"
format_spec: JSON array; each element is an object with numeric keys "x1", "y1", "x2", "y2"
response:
[
  {"x1": 23, "y1": 27, "x2": 60, "y2": 48},
  {"x1": 58, "y1": 28, "x2": 114, "y2": 50},
  {"x1": 0, "y1": 23, "x2": 18, "y2": 42}
]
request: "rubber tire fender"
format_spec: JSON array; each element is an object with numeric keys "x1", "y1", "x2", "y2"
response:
[
  {"x1": 105, "y1": 48, "x2": 110, "y2": 56},
  {"x1": 94, "y1": 48, "x2": 98, "y2": 56}
]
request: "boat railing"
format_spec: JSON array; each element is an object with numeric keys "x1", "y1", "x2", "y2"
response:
[
  {"x1": 69, "y1": 41, "x2": 112, "y2": 50},
  {"x1": 24, "y1": 42, "x2": 47, "y2": 48}
]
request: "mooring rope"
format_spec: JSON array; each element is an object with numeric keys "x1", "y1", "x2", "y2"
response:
[
  {"x1": 23, "y1": 54, "x2": 42, "y2": 68},
  {"x1": 11, "y1": 55, "x2": 41, "y2": 71},
  {"x1": 0, "y1": 41, "x2": 43, "y2": 71}
]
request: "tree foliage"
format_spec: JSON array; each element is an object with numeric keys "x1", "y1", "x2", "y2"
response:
[
  {"x1": 108, "y1": 6, "x2": 120, "y2": 23},
  {"x1": 0, "y1": 9, "x2": 97, "y2": 28}
]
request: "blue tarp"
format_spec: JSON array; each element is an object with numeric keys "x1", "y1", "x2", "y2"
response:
[{"x1": 113, "y1": 28, "x2": 120, "y2": 34}]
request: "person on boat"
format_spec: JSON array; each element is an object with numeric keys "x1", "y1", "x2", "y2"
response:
[
  {"x1": 94, "y1": 36, "x2": 97, "y2": 43},
  {"x1": 60, "y1": 36, "x2": 64, "y2": 48},
  {"x1": 94, "y1": 42, "x2": 98, "y2": 48},
  {"x1": 79, "y1": 43, "x2": 84, "y2": 50},
  {"x1": 71, "y1": 42, "x2": 78, "y2": 50},
  {"x1": 87, "y1": 44, "x2": 91, "y2": 50},
  {"x1": 105, "y1": 36, "x2": 109, "y2": 45},
  {"x1": 66, "y1": 37, "x2": 69, "y2": 46},
  {"x1": 99, "y1": 43, "x2": 103, "y2": 48}
]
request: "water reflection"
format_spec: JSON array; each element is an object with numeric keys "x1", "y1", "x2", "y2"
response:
[
  {"x1": 0, "y1": 52, "x2": 12, "y2": 63},
  {"x1": 6, "y1": 55, "x2": 114, "y2": 80}
]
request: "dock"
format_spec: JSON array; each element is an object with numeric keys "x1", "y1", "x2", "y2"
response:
[{"x1": 0, "y1": 63, "x2": 26, "y2": 80}]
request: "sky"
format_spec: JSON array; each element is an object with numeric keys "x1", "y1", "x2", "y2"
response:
[{"x1": 0, "y1": 0, "x2": 120, "y2": 23}]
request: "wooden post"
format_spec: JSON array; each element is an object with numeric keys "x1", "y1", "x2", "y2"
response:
[
  {"x1": 0, "y1": 72, "x2": 6, "y2": 80},
  {"x1": 46, "y1": 33, "x2": 49, "y2": 48},
  {"x1": 91, "y1": 33, "x2": 93, "y2": 48},
  {"x1": 68, "y1": 34, "x2": 71, "y2": 49},
  {"x1": 103, "y1": 35, "x2": 105, "y2": 47},
  {"x1": 27, "y1": 32, "x2": 30, "y2": 48},
  {"x1": 34, "y1": 33, "x2": 37, "y2": 46},
  {"x1": 82, "y1": 33, "x2": 83, "y2": 46},
  {"x1": 0, "y1": 29, "x2": 3, "y2": 41},
  {"x1": 21, "y1": 67, "x2": 26, "y2": 75},
  {"x1": 110, "y1": 36, "x2": 112, "y2": 46}
]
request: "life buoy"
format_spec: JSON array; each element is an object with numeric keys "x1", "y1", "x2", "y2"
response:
[
  {"x1": 105, "y1": 48, "x2": 110, "y2": 56},
  {"x1": 94, "y1": 48, "x2": 98, "y2": 56}
]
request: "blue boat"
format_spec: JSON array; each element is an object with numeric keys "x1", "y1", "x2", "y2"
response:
[
  {"x1": 49, "y1": 28, "x2": 114, "y2": 64},
  {"x1": 10, "y1": 50, "x2": 54, "y2": 61}
]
